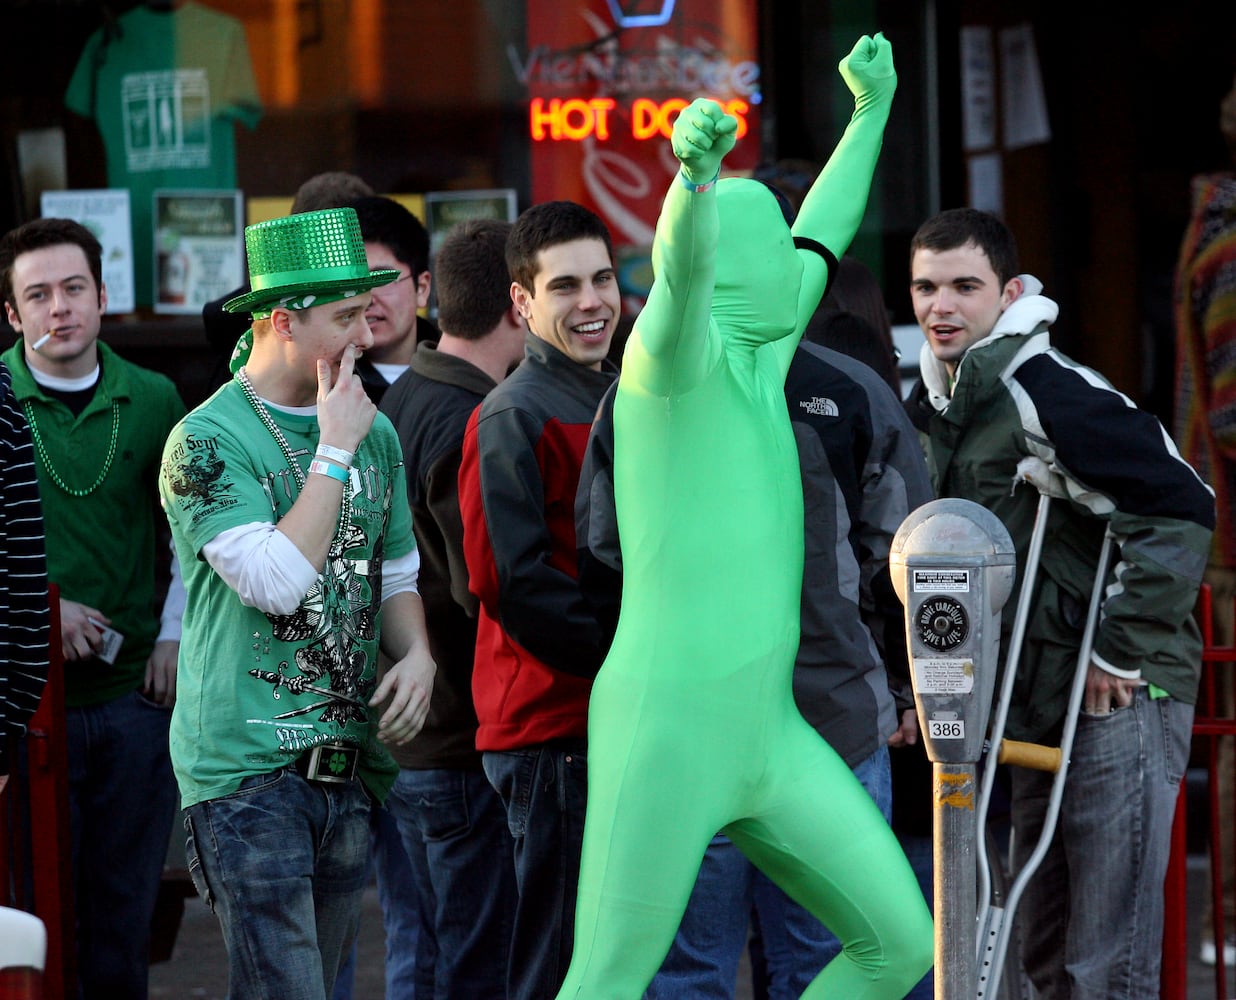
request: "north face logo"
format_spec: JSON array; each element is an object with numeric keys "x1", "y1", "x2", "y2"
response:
[{"x1": 800, "y1": 396, "x2": 839, "y2": 417}]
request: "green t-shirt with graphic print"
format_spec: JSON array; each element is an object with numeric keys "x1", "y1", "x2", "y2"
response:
[{"x1": 159, "y1": 379, "x2": 414, "y2": 809}]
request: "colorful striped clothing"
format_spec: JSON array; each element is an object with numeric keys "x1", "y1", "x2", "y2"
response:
[
  {"x1": 0, "y1": 359, "x2": 50, "y2": 777},
  {"x1": 1175, "y1": 171, "x2": 1236, "y2": 568}
]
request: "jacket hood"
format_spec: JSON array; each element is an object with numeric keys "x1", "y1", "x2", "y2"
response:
[{"x1": 919, "y1": 273, "x2": 1058, "y2": 412}]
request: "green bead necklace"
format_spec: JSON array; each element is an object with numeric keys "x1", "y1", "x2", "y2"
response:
[{"x1": 24, "y1": 399, "x2": 120, "y2": 497}]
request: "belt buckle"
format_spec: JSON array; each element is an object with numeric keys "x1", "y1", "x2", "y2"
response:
[{"x1": 302, "y1": 742, "x2": 358, "y2": 784}]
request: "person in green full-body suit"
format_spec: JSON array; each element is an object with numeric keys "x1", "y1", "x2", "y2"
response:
[{"x1": 555, "y1": 33, "x2": 934, "y2": 1000}]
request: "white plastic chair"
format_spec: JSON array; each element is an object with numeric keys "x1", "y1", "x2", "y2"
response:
[{"x1": 0, "y1": 905, "x2": 46, "y2": 999}]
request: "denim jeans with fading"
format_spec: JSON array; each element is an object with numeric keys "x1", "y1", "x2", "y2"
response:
[
  {"x1": 331, "y1": 803, "x2": 421, "y2": 1000},
  {"x1": 645, "y1": 745, "x2": 892, "y2": 1000},
  {"x1": 1012, "y1": 688, "x2": 1193, "y2": 1000},
  {"x1": 483, "y1": 742, "x2": 587, "y2": 1000},
  {"x1": 184, "y1": 767, "x2": 372, "y2": 1000},
  {"x1": 385, "y1": 766, "x2": 516, "y2": 998},
  {"x1": 66, "y1": 689, "x2": 177, "y2": 1000}
]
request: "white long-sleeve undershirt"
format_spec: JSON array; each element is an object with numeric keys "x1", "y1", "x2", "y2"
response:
[{"x1": 202, "y1": 521, "x2": 420, "y2": 616}]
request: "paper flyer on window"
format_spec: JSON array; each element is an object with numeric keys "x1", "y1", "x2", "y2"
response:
[{"x1": 40, "y1": 188, "x2": 135, "y2": 315}]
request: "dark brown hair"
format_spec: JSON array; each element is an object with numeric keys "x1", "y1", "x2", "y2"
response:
[
  {"x1": 909, "y1": 208, "x2": 1020, "y2": 287},
  {"x1": 506, "y1": 201, "x2": 613, "y2": 294},
  {"x1": 0, "y1": 217, "x2": 104, "y2": 310},
  {"x1": 435, "y1": 219, "x2": 514, "y2": 341}
]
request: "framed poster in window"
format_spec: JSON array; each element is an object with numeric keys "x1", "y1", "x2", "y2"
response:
[
  {"x1": 152, "y1": 190, "x2": 244, "y2": 315},
  {"x1": 423, "y1": 189, "x2": 518, "y2": 260}
]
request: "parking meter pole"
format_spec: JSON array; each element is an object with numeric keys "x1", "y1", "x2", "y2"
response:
[
  {"x1": 934, "y1": 762, "x2": 978, "y2": 1000},
  {"x1": 891, "y1": 500, "x2": 1016, "y2": 1000}
]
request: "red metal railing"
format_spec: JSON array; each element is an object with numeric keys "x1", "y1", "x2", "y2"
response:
[{"x1": 1163, "y1": 583, "x2": 1235, "y2": 1000}]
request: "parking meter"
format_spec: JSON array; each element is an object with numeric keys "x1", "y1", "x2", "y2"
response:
[
  {"x1": 890, "y1": 498, "x2": 1016, "y2": 1000},
  {"x1": 890, "y1": 498, "x2": 1016, "y2": 765}
]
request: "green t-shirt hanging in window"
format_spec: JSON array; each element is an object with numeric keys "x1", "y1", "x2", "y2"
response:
[{"x1": 65, "y1": 2, "x2": 263, "y2": 308}]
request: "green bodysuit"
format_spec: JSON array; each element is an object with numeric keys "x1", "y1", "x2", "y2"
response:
[{"x1": 556, "y1": 35, "x2": 934, "y2": 999}]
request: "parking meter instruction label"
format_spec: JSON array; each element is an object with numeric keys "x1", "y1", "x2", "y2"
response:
[
  {"x1": 913, "y1": 656, "x2": 975, "y2": 694},
  {"x1": 912, "y1": 569, "x2": 970, "y2": 592}
]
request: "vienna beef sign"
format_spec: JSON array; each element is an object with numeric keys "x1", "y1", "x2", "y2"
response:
[{"x1": 514, "y1": 0, "x2": 761, "y2": 256}]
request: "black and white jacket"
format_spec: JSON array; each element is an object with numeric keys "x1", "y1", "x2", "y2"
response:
[{"x1": 0, "y1": 359, "x2": 50, "y2": 777}]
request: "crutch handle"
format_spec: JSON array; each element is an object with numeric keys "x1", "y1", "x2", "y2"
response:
[{"x1": 996, "y1": 738, "x2": 1062, "y2": 772}]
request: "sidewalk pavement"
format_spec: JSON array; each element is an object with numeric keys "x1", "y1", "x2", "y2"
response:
[
  {"x1": 148, "y1": 879, "x2": 755, "y2": 999},
  {"x1": 149, "y1": 857, "x2": 1223, "y2": 999}
]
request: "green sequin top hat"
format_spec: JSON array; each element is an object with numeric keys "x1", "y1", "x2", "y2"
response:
[{"x1": 223, "y1": 207, "x2": 399, "y2": 315}]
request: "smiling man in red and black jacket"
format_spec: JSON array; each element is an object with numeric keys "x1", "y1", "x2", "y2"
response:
[{"x1": 458, "y1": 199, "x2": 620, "y2": 1000}]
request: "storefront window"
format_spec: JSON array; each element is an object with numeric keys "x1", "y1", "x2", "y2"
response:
[{"x1": 3, "y1": 0, "x2": 936, "y2": 322}]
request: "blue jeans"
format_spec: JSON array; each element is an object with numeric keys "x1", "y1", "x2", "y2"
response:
[
  {"x1": 65, "y1": 689, "x2": 177, "y2": 1000},
  {"x1": 646, "y1": 745, "x2": 892, "y2": 1000},
  {"x1": 331, "y1": 803, "x2": 420, "y2": 1000},
  {"x1": 385, "y1": 766, "x2": 515, "y2": 998},
  {"x1": 184, "y1": 768, "x2": 372, "y2": 1000},
  {"x1": 483, "y1": 743, "x2": 587, "y2": 1000},
  {"x1": 1011, "y1": 689, "x2": 1192, "y2": 1000}
]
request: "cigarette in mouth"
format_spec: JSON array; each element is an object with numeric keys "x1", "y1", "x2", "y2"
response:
[{"x1": 32, "y1": 332, "x2": 53, "y2": 351}]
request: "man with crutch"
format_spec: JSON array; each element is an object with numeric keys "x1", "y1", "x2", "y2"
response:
[{"x1": 905, "y1": 207, "x2": 1215, "y2": 998}]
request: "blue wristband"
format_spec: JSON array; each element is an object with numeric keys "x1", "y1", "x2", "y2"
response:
[
  {"x1": 309, "y1": 459, "x2": 350, "y2": 484},
  {"x1": 678, "y1": 169, "x2": 719, "y2": 194}
]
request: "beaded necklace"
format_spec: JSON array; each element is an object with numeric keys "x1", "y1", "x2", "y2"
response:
[
  {"x1": 24, "y1": 398, "x2": 120, "y2": 497},
  {"x1": 234, "y1": 367, "x2": 353, "y2": 531}
]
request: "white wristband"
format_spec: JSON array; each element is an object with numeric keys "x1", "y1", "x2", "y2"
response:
[{"x1": 316, "y1": 443, "x2": 354, "y2": 467}]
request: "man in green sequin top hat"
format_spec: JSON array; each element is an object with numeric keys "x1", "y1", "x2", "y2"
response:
[
  {"x1": 0, "y1": 215, "x2": 187, "y2": 998},
  {"x1": 159, "y1": 206, "x2": 436, "y2": 998}
]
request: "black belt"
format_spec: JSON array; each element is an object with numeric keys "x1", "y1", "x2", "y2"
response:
[{"x1": 293, "y1": 742, "x2": 359, "y2": 784}]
